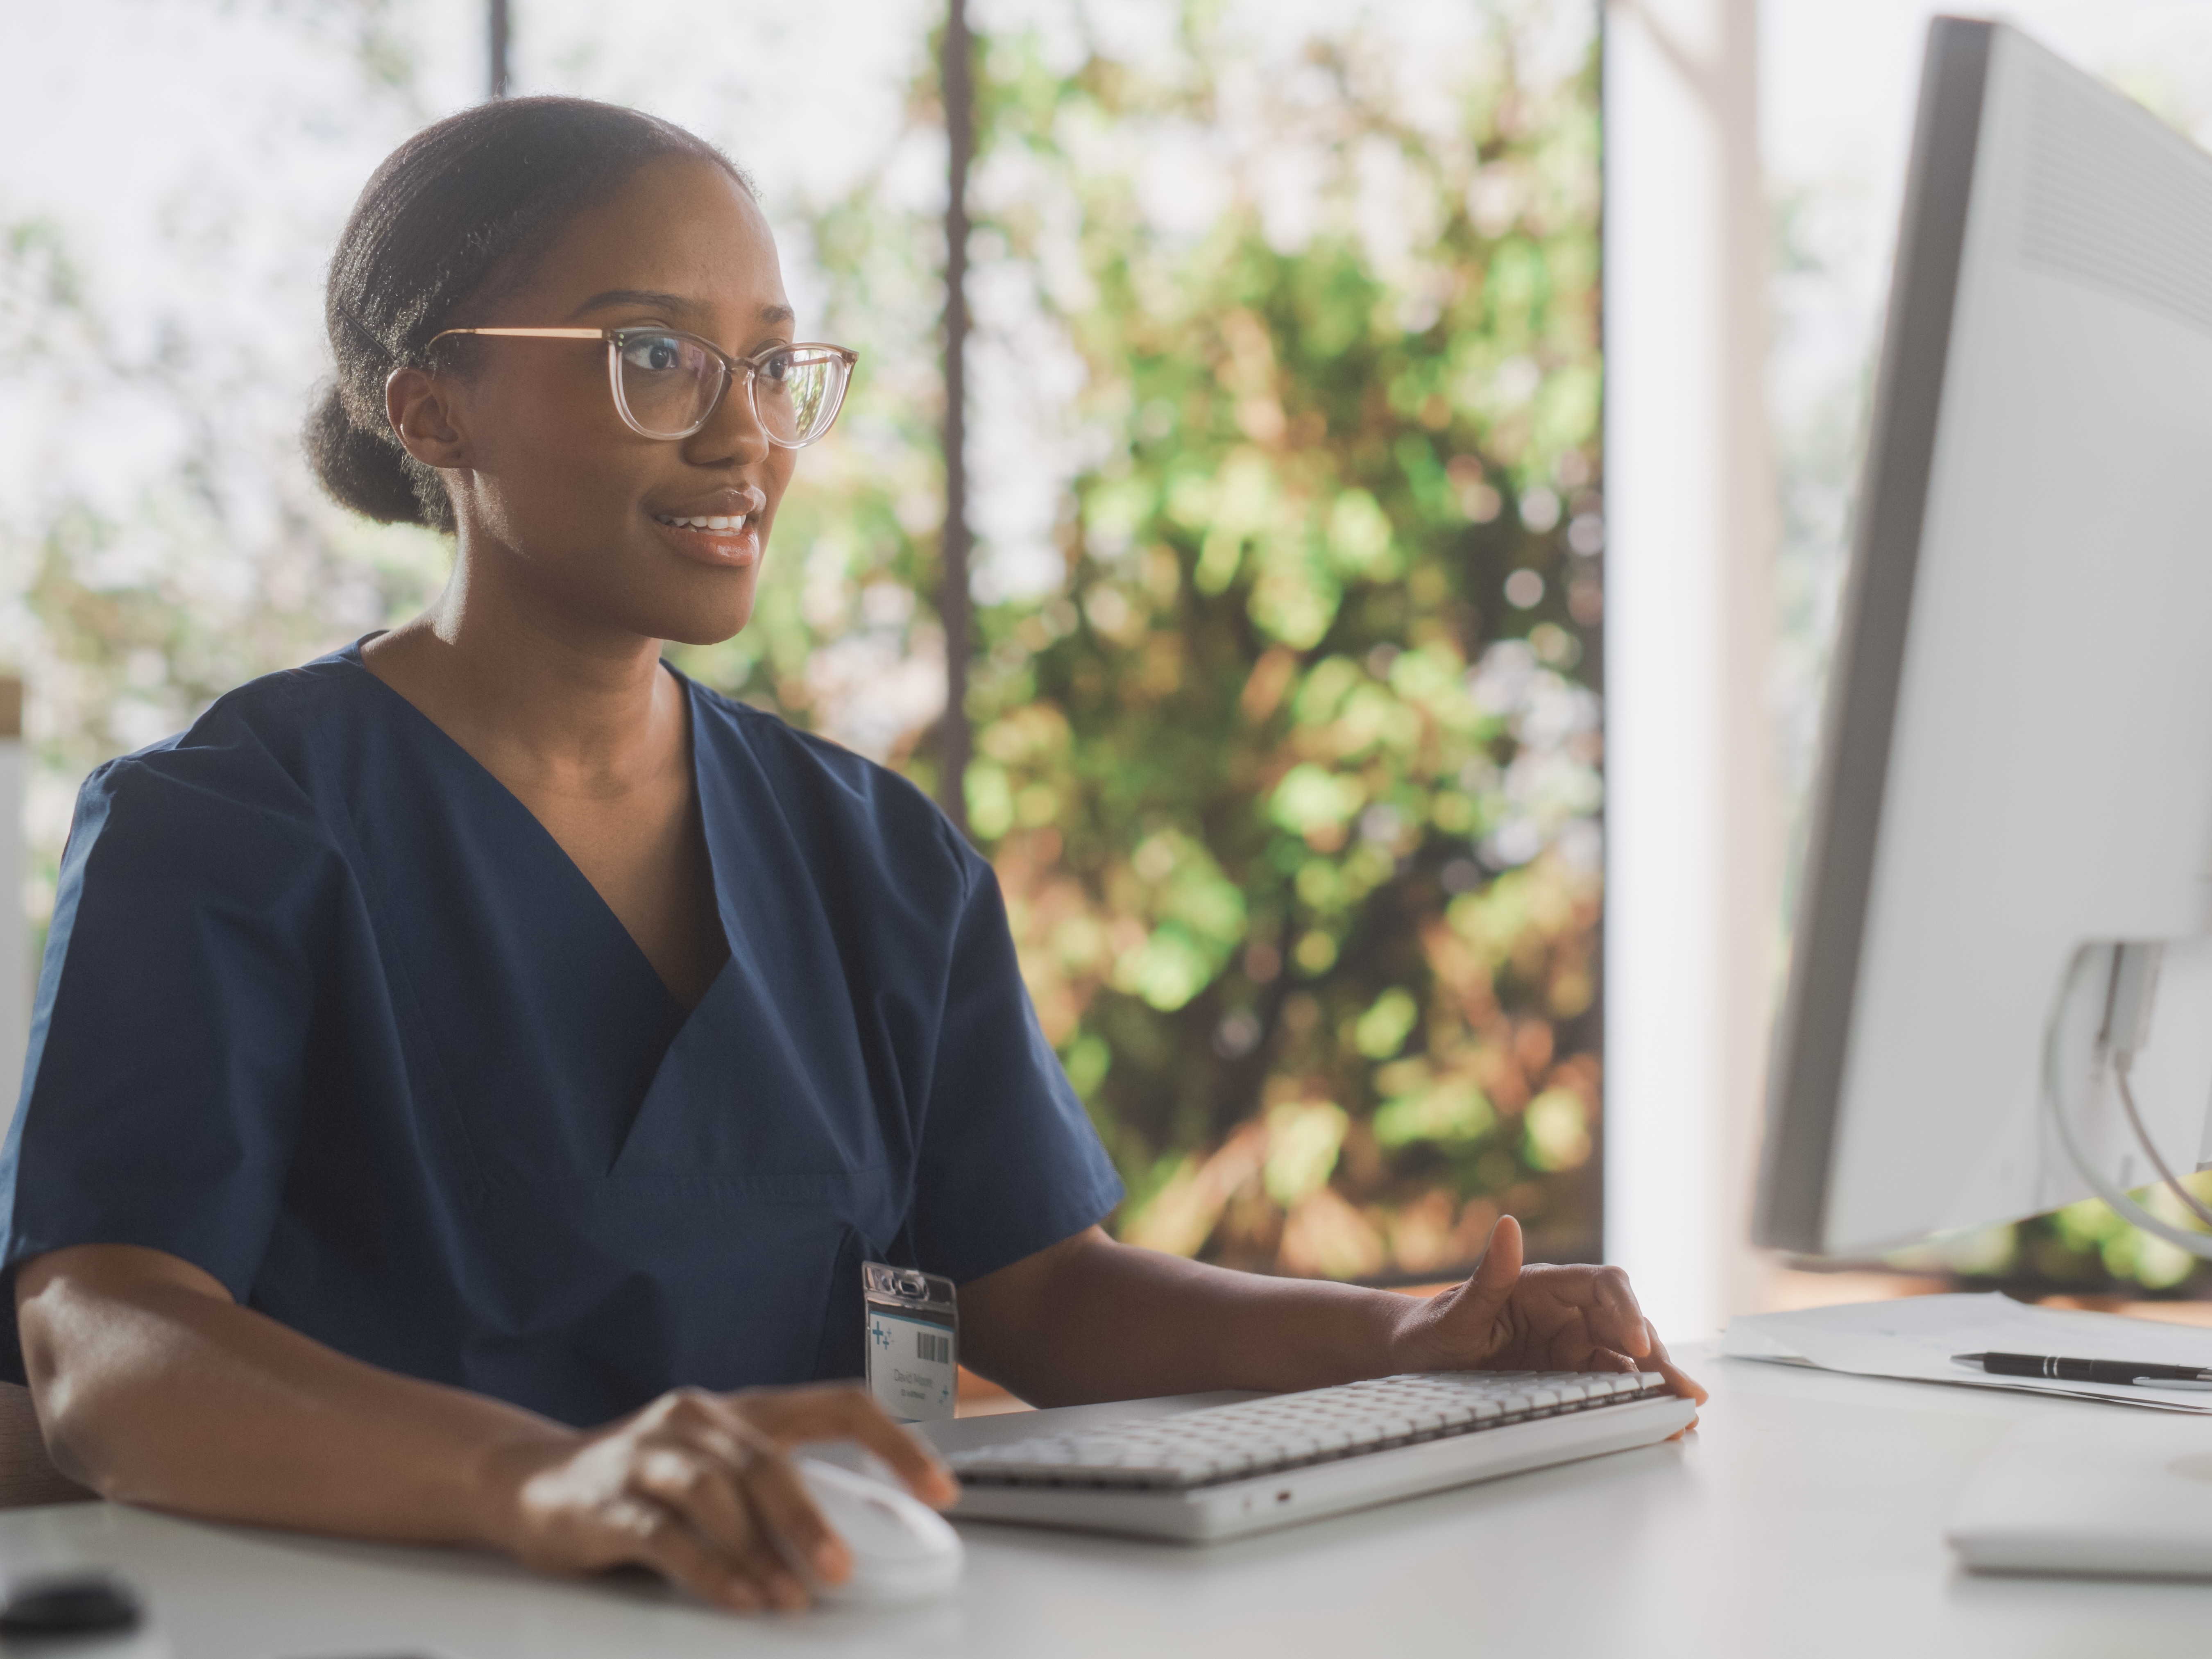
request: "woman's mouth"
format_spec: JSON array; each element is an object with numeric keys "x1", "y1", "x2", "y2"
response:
[{"x1": 651, "y1": 511, "x2": 760, "y2": 568}]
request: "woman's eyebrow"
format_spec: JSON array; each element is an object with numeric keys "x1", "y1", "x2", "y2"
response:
[
  {"x1": 566, "y1": 289, "x2": 795, "y2": 330},
  {"x1": 568, "y1": 287, "x2": 703, "y2": 319}
]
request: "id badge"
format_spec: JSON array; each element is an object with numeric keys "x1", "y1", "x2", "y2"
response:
[{"x1": 862, "y1": 1262, "x2": 958, "y2": 1423}]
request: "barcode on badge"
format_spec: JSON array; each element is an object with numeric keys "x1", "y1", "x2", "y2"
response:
[{"x1": 916, "y1": 1330, "x2": 951, "y2": 1364}]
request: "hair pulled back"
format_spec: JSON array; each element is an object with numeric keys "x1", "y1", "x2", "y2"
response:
[{"x1": 308, "y1": 97, "x2": 746, "y2": 532}]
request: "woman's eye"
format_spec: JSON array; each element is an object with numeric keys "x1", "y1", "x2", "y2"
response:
[{"x1": 621, "y1": 335, "x2": 686, "y2": 373}]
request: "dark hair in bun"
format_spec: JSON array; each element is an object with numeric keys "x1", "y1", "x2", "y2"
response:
[{"x1": 307, "y1": 97, "x2": 747, "y2": 532}]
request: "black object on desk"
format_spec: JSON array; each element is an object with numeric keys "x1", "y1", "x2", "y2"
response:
[
  {"x1": 1955, "y1": 1351, "x2": 2212, "y2": 1388},
  {"x1": 0, "y1": 1570, "x2": 142, "y2": 1636}
]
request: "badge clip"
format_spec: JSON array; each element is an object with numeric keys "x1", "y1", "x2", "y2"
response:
[{"x1": 862, "y1": 1262, "x2": 958, "y2": 1423}]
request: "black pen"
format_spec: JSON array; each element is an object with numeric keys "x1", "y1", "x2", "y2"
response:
[{"x1": 1953, "y1": 1351, "x2": 2212, "y2": 1388}]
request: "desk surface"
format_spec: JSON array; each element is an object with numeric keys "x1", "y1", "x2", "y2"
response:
[{"x1": 4, "y1": 1344, "x2": 2208, "y2": 1659}]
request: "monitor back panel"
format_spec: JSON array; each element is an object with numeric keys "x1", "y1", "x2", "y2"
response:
[{"x1": 1759, "y1": 18, "x2": 2212, "y2": 1256}]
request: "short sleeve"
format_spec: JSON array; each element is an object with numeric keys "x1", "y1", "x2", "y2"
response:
[
  {"x1": 0, "y1": 748, "x2": 330, "y2": 1382},
  {"x1": 904, "y1": 842, "x2": 1124, "y2": 1286}
]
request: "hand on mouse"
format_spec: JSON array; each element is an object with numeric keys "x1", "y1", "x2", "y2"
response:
[
  {"x1": 478, "y1": 1381, "x2": 957, "y2": 1613},
  {"x1": 1386, "y1": 1215, "x2": 1708, "y2": 1430}
]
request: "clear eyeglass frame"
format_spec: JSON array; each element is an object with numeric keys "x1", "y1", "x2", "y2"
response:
[{"x1": 425, "y1": 325, "x2": 858, "y2": 448}]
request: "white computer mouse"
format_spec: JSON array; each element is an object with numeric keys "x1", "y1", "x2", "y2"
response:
[{"x1": 783, "y1": 1457, "x2": 964, "y2": 1607}]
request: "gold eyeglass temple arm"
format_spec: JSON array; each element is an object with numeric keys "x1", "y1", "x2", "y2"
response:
[{"x1": 432, "y1": 327, "x2": 608, "y2": 340}]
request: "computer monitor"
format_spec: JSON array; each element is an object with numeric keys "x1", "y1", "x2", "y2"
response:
[{"x1": 1755, "y1": 15, "x2": 2212, "y2": 1260}]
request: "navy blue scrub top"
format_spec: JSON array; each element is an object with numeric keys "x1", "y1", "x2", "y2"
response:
[{"x1": 0, "y1": 642, "x2": 1122, "y2": 1426}]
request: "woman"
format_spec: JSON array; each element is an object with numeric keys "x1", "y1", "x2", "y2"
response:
[{"x1": 2, "y1": 97, "x2": 1699, "y2": 1612}]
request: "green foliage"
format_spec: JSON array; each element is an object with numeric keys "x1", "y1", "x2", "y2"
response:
[
  {"x1": 963, "y1": 17, "x2": 1609, "y2": 1279},
  {"x1": 676, "y1": 10, "x2": 1610, "y2": 1280},
  {"x1": 1887, "y1": 1182, "x2": 2212, "y2": 1297}
]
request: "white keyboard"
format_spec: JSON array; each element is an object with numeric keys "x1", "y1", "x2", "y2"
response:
[{"x1": 948, "y1": 1370, "x2": 1695, "y2": 1543}]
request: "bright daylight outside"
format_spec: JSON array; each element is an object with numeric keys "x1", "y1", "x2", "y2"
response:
[{"x1": 5, "y1": 0, "x2": 2212, "y2": 1324}]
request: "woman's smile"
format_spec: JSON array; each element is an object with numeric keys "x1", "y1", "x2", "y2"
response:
[{"x1": 649, "y1": 483, "x2": 767, "y2": 568}]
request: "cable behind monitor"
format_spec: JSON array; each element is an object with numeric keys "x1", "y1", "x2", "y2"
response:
[{"x1": 2042, "y1": 944, "x2": 2212, "y2": 1261}]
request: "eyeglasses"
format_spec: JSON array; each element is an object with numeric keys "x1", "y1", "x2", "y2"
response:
[{"x1": 426, "y1": 326, "x2": 857, "y2": 448}]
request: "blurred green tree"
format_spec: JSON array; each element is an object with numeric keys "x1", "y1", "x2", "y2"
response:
[{"x1": 676, "y1": 7, "x2": 1611, "y2": 1277}]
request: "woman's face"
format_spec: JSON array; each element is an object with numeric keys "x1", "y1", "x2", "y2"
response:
[{"x1": 424, "y1": 154, "x2": 800, "y2": 647}]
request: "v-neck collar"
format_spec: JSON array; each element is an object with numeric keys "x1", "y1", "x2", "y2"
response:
[{"x1": 337, "y1": 637, "x2": 732, "y2": 1018}]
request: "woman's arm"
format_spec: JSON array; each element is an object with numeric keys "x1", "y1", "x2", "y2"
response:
[
  {"x1": 958, "y1": 1216, "x2": 1706, "y2": 1412},
  {"x1": 19, "y1": 1244, "x2": 558, "y2": 1534},
  {"x1": 16, "y1": 1244, "x2": 953, "y2": 1611}
]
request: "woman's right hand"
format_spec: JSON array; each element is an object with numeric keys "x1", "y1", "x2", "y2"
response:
[{"x1": 478, "y1": 1381, "x2": 957, "y2": 1612}]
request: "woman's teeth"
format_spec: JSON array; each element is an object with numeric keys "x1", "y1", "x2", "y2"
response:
[{"x1": 657, "y1": 513, "x2": 748, "y2": 530}]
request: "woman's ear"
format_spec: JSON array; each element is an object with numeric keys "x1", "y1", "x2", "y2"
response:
[{"x1": 385, "y1": 367, "x2": 470, "y2": 470}]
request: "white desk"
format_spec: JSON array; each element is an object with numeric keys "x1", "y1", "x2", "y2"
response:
[{"x1": 4, "y1": 1344, "x2": 2208, "y2": 1658}]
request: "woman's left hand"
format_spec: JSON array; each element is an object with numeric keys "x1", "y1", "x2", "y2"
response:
[{"x1": 1389, "y1": 1215, "x2": 1708, "y2": 1424}]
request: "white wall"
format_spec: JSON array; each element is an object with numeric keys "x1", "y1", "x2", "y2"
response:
[{"x1": 1602, "y1": 0, "x2": 1781, "y2": 1341}]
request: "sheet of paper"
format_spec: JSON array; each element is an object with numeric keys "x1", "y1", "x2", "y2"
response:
[{"x1": 1721, "y1": 1292, "x2": 2212, "y2": 1412}]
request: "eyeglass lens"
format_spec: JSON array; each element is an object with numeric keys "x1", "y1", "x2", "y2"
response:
[{"x1": 613, "y1": 333, "x2": 848, "y2": 445}]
